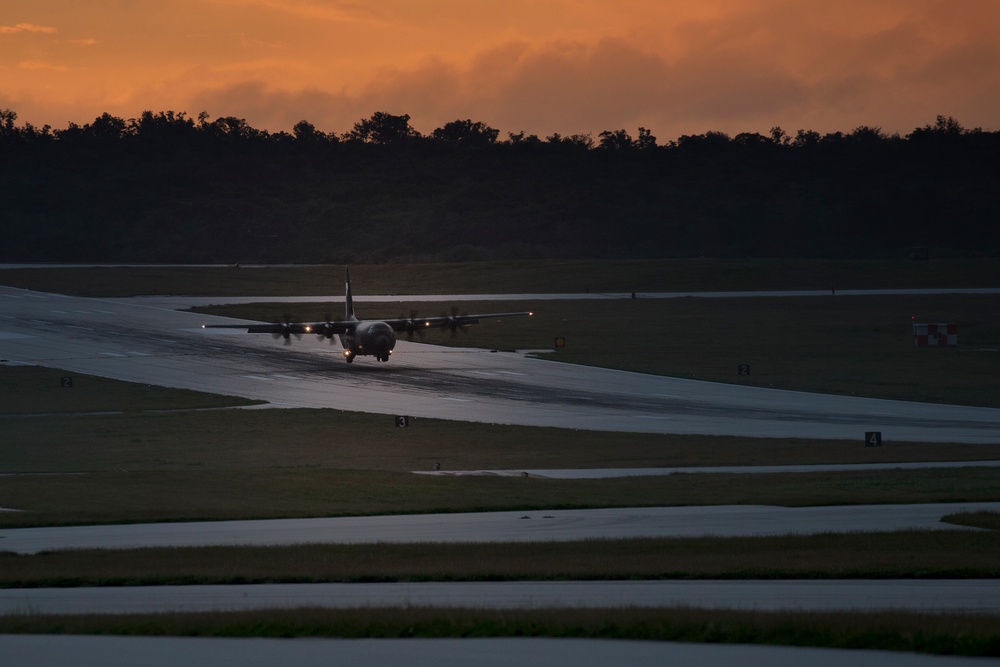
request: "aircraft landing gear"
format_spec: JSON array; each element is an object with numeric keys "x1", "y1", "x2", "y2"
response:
[{"x1": 344, "y1": 350, "x2": 355, "y2": 363}]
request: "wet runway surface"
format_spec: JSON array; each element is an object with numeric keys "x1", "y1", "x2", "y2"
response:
[
  {"x1": 3, "y1": 503, "x2": 998, "y2": 554},
  {"x1": 3, "y1": 285, "x2": 1000, "y2": 442}
]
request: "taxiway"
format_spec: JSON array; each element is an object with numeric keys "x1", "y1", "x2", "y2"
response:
[{"x1": 3, "y1": 502, "x2": 997, "y2": 554}]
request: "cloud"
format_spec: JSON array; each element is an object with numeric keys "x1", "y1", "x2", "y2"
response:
[
  {"x1": 18, "y1": 60, "x2": 69, "y2": 72},
  {"x1": 189, "y1": 81, "x2": 355, "y2": 132},
  {"x1": 0, "y1": 23, "x2": 57, "y2": 35},
  {"x1": 178, "y1": 36, "x2": 804, "y2": 137},
  {"x1": 203, "y1": 0, "x2": 385, "y2": 24},
  {"x1": 178, "y1": 19, "x2": 999, "y2": 141},
  {"x1": 6, "y1": 1, "x2": 999, "y2": 140}
]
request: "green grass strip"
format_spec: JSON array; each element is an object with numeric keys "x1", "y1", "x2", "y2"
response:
[
  {"x1": 943, "y1": 511, "x2": 1000, "y2": 531},
  {"x1": 3, "y1": 532, "x2": 1000, "y2": 587},
  {"x1": 1, "y1": 607, "x2": 999, "y2": 657}
]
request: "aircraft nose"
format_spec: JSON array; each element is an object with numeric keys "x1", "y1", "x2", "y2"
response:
[{"x1": 375, "y1": 328, "x2": 396, "y2": 351}]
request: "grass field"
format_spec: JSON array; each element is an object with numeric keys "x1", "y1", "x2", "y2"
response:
[
  {"x1": 3, "y1": 531, "x2": 1000, "y2": 587},
  {"x1": 3, "y1": 366, "x2": 1000, "y2": 527},
  {"x1": 2, "y1": 608, "x2": 998, "y2": 657},
  {"x1": 3, "y1": 258, "x2": 1000, "y2": 296},
  {"x1": 2, "y1": 260, "x2": 999, "y2": 653}
]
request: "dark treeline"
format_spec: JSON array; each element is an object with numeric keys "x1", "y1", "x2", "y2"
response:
[{"x1": 1, "y1": 109, "x2": 998, "y2": 263}]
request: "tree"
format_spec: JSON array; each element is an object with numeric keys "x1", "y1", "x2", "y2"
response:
[
  {"x1": 792, "y1": 129, "x2": 821, "y2": 148},
  {"x1": 908, "y1": 115, "x2": 965, "y2": 142},
  {"x1": 204, "y1": 116, "x2": 265, "y2": 141},
  {"x1": 347, "y1": 112, "x2": 419, "y2": 144},
  {"x1": 848, "y1": 125, "x2": 886, "y2": 144},
  {"x1": 0, "y1": 109, "x2": 16, "y2": 137},
  {"x1": 129, "y1": 110, "x2": 197, "y2": 141},
  {"x1": 733, "y1": 132, "x2": 770, "y2": 147},
  {"x1": 292, "y1": 119, "x2": 333, "y2": 144},
  {"x1": 85, "y1": 113, "x2": 128, "y2": 141},
  {"x1": 431, "y1": 119, "x2": 499, "y2": 147},
  {"x1": 636, "y1": 127, "x2": 657, "y2": 150},
  {"x1": 675, "y1": 131, "x2": 731, "y2": 151},
  {"x1": 547, "y1": 132, "x2": 594, "y2": 149},
  {"x1": 598, "y1": 128, "x2": 633, "y2": 151}
]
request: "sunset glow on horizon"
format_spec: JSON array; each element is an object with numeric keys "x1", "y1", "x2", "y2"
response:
[{"x1": 2, "y1": 0, "x2": 998, "y2": 140}]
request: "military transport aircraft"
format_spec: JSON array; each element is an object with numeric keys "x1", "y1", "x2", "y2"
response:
[{"x1": 204, "y1": 268, "x2": 533, "y2": 363}]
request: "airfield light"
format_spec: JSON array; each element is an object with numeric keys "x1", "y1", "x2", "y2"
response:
[{"x1": 304, "y1": 326, "x2": 311, "y2": 333}]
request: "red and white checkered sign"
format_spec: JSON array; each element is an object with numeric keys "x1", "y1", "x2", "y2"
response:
[{"x1": 913, "y1": 323, "x2": 957, "y2": 347}]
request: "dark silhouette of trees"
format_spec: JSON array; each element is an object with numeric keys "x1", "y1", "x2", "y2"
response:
[
  {"x1": 506, "y1": 130, "x2": 542, "y2": 146},
  {"x1": 292, "y1": 119, "x2": 337, "y2": 145},
  {"x1": 636, "y1": 127, "x2": 657, "y2": 150},
  {"x1": 131, "y1": 110, "x2": 197, "y2": 141},
  {"x1": 546, "y1": 132, "x2": 594, "y2": 150},
  {"x1": 598, "y1": 128, "x2": 633, "y2": 151},
  {"x1": 432, "y1": 119, "x2": 499, "y2": 146},
  {"x1": 1, "y1": 108, "x2": 997, "y2": 263},
  {"x1": 910, "y1": 115, "x2": 964, "y2": 138},
  {"x1": 346, "y1": 111, "x2": 419, "y2": 144}
]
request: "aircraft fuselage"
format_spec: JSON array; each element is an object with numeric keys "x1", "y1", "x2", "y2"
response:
[{"x1": 339, "y1": 320, "x2": 396, "y2": 363}]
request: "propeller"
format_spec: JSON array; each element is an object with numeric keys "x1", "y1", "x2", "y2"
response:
[
  {"x1": 444, "y1": 307, "x2": 467, "y2": 337},
  {"x1": 400, "y1": 310, "x2": 425, "y2": 340},
  {"x1": 272, "y1": 315, "x2": 301, "y2": 345},
  {"x1": 315, "y1": 312, "x2": 337, "y2": 343}
]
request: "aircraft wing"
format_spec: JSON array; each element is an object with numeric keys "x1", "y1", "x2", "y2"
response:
[
  {"x1": 382, "y1": 311, "x2": 532, "y2": 333},
  {"x1": 203, "y1": 311, "x2": 532, "y2": 336},
  {"x1": 203, "y1": 321, "x2": 354, "y2": 336}
]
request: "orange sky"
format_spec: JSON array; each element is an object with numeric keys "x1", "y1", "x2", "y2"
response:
[{"x1": 2, "y1": 1, "x2": 998, "y2": 140}]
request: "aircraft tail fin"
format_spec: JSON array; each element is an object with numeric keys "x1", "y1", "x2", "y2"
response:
[{"x1": 345, "y1": 267, "x2": 355, "y2": 320}]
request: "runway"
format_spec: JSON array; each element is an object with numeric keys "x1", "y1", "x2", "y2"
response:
[
  {"x1": 3, "y1": 503, "x2": 997, "y2": 555},
  {"x1": 2, "y1": 285, "x2": 1000, "y2": 442}
]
